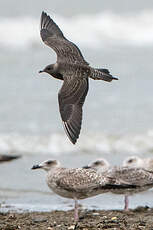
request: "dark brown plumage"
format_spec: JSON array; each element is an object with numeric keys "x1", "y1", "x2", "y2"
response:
[{"x1": 39, "y1": 11, "x2": 118, "y2": 144}]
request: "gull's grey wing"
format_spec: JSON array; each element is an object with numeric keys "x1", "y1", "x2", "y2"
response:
[
  {"x1": 58, "y1": 77, "x2": 89, "y2": 144},
  {"x1": 40, "y1": 11, "x2": 88, "y2": 65},
  {"x1": 55, "y1": 168, "x2": 104, "y2": 192},
  {"x1": 55, "y1": 169, "x2": 137, "y2": 195},
  {"x1": 108, "y1": 167, "x2": 153, "y2": 186}
]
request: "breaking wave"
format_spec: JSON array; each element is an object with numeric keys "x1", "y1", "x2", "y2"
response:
[
  {"x1": 1, "y1": 130, "x2": 153, "y2": 155},
  {"x1": 1, "y1": 10, "x2": 153, "y2": 50}
]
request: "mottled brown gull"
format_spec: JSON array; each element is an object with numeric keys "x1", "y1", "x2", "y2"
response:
[
  {"x1": 107, "y1": 166, "x2": 153, "y2": 211},
  {"x1": 84, "y1": 159, "x2": 153, "y2": 210},
  {"x1": 39, "y1": 11, "x2": 118, "y2": 145},
  {"x1": 31, "y1": 159, "x2": 133, "y2": 221}
]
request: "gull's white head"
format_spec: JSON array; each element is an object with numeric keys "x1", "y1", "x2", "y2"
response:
[
  {"x1": 123, "y1": 156, "x2": 143, "y2": 168},
  {"x1": 144, "y1": 158, "x2": 153, "y2": 171},
  {"x1": 31, "y1": 159, "x2": 60, "y2": 172},
  {"x1": 83, "y1": 158, "x2": 110, "y2": 172}
]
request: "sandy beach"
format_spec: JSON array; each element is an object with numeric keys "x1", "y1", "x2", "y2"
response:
[{"x1": 1, "y1": 207, "x2": 153, "y2": 230}]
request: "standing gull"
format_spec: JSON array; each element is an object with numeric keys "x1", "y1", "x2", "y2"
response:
[
  {"x1": 31, "y1": 159, "x2": 133, "y2": 221},
  {"x1": 84, "y1": 159, "x2": 153, "y2": 210},
  {"x1": 107, "y1": 166, "x2": 153, "y2": 211},
  {"x1": 39, "y1": 12, "x2": 118, "y2": 144}
]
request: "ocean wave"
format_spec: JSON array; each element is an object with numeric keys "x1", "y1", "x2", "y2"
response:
[
  {"x1": 0, "y1": 130, "x2": 153, "y2": 155},
  {"x1": 1, "y1": 10, "x2": 153, "y2": 50}
]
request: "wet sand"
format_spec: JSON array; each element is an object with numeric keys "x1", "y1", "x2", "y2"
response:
[{"x1": 1, "y1": 207, "x2": 153, "y2": 230}]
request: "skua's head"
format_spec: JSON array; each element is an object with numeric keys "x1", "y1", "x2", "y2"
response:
[
  {"x1": 83, "y1": 158, "x2": 110, "y2": 172},
  {"x1": 31, "y1": 159, "x2": 60, "y2": 172},
  {"x1": 39, "y1": 64, "x2": 55, "y2": 75},
  {"x1": 123, "y1": 156, "x2": 143, "y2": 168}
]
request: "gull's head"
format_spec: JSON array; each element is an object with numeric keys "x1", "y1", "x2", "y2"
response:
[
  {"x1": 145, "y1": 158, "x2": 153, "y2": 171},
  {"x1": 123, "y1": 156, "x2": 143, "y2": 168},
  {"x1": 39, "y1": 64, "x2": 55, "y2": 75},
  {"x1": 83, "y1": 158, "x2": 110, "y2": 172},
  {"x1": 31, "y1": 159, "x2": 60, "y2": 172}
]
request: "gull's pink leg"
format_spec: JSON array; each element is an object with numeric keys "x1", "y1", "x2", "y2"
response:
[
  {"x1": 74, "y1": 198, "x2": 79, "y2": 222},
  {"x1": 124, "y1": 195, "x2": 129, "y2": 211}
]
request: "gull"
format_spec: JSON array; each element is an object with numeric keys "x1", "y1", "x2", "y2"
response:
[
  {"x1": 39, "y1": 11, "x2": 118, "y2": 144},
  {"x1": 84, "y1": 159, "x2": 153, "y2": 210},
  {"x1": 107, "y1": 166, "x2": 153, "y2": 211},
  {"x1": 31, "y1": 159, "x2": 132, "y2": 222}
]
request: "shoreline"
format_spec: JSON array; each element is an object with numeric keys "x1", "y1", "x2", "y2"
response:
[{"x1": 1, "y1": 207, "x2": 153, "y2": 229}]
